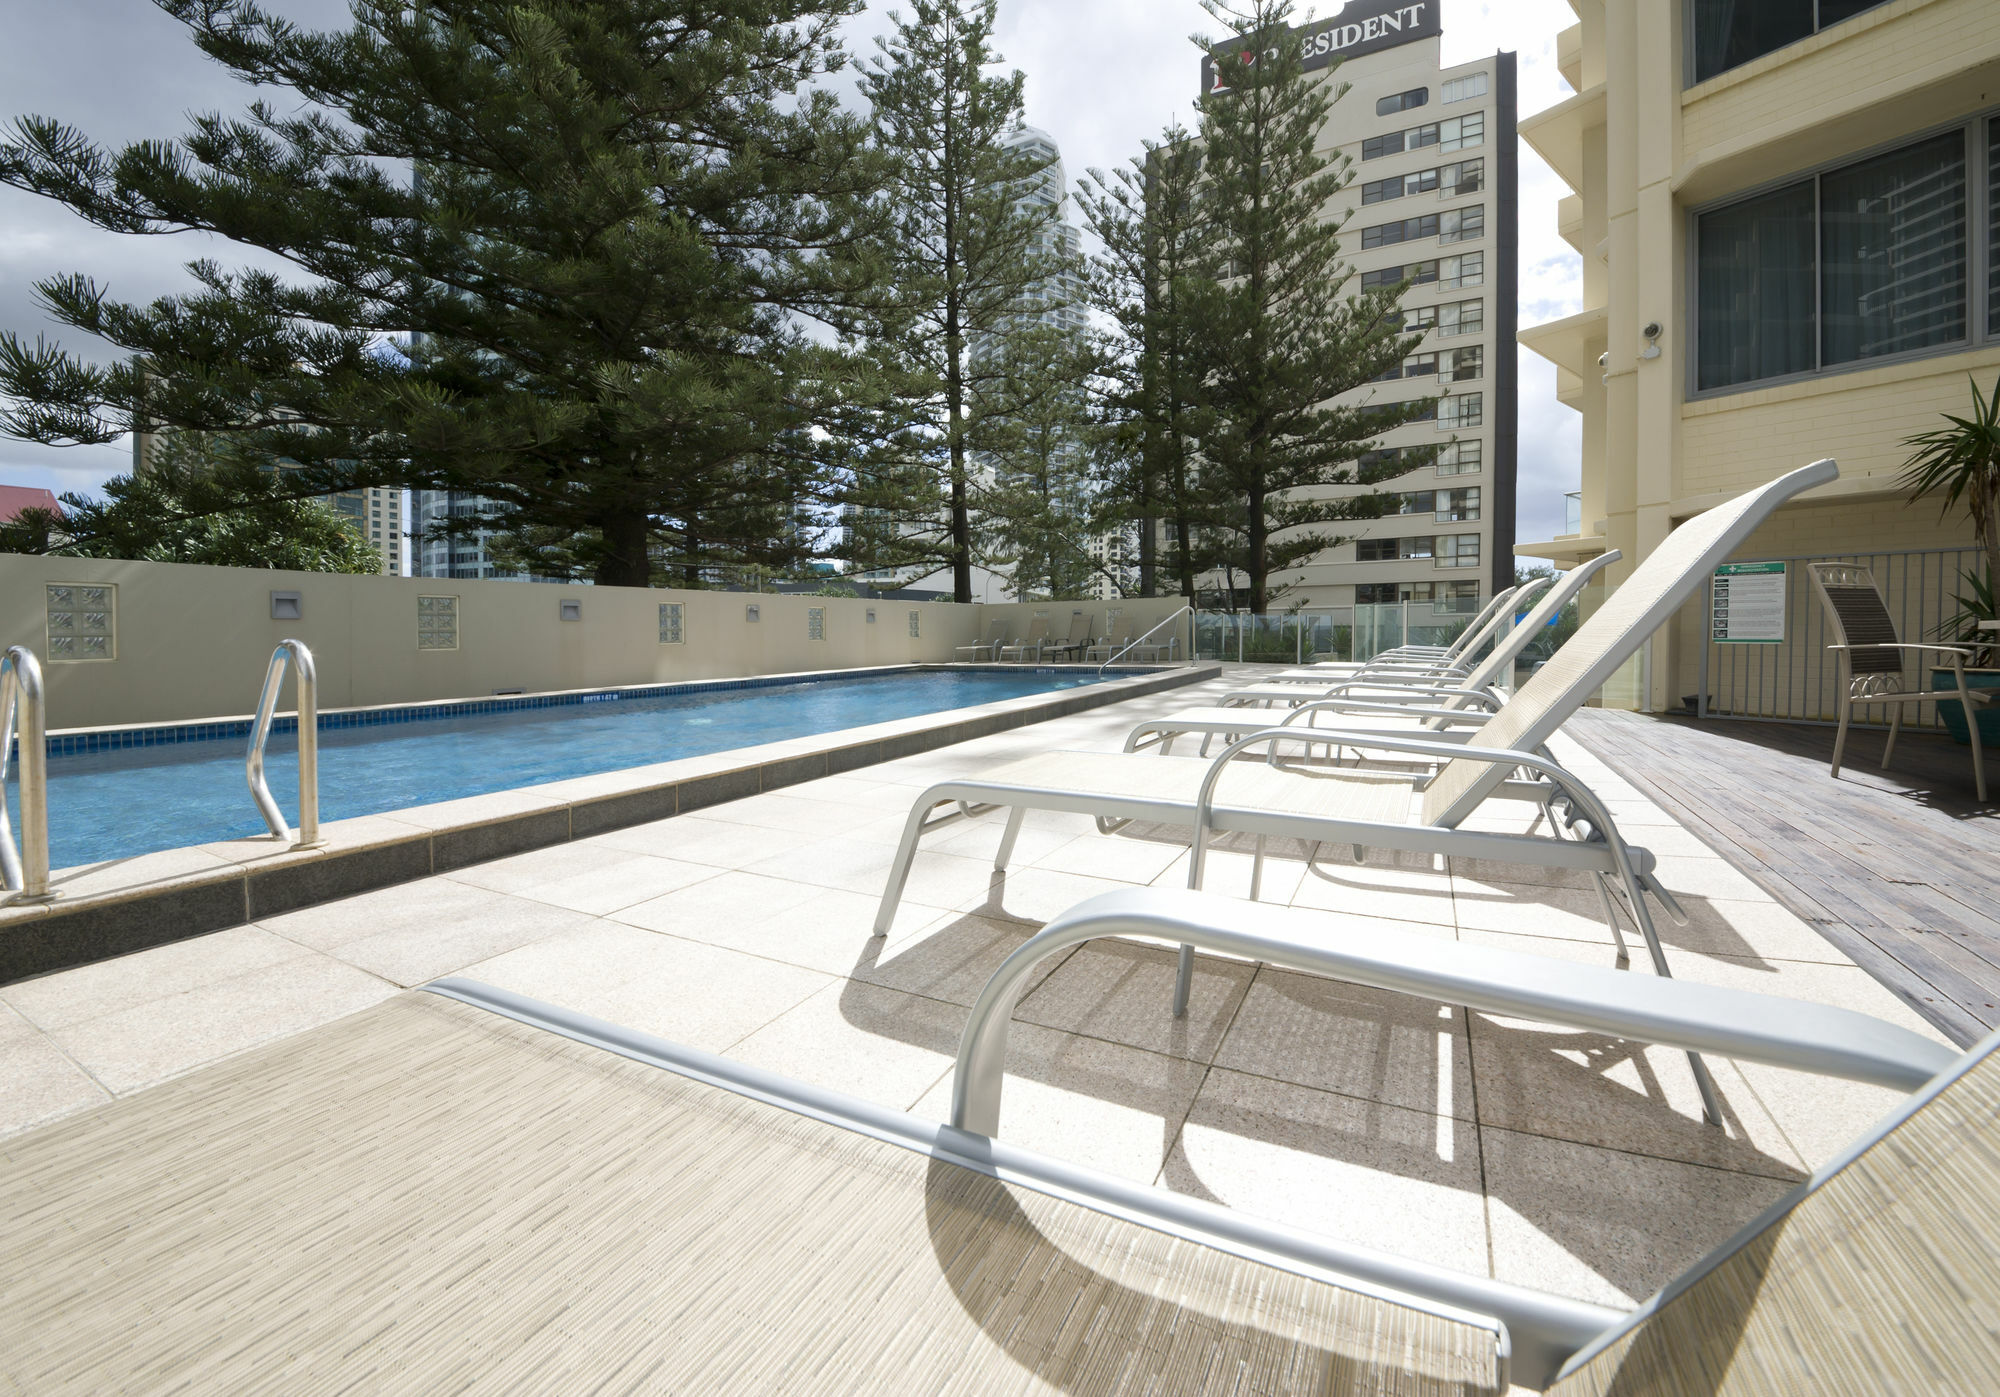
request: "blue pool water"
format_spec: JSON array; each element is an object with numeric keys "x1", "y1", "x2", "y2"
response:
[{"x1": 10, "y1": 669, "x2": 1109, "y2": 869}]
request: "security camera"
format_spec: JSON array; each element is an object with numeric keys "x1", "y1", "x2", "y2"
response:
[{"x1": 1642, "y1": 322, "x2": 1662, "y2": 340}]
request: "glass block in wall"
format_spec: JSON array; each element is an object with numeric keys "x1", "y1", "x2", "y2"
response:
[
  {"x1": 417, "y1": 594, "x2": 459, "y2": 650},
  {"x1": 907, "y1": 610, "x2": 921, "y2": 638},
  {"x1": 46, "y1": 582, "x2": 116, "y2": 662},
  {"x1": 659, "y1": 602, "x2": 685, "y2": 644},
  {"x1": 807, "y1": 607, "x2": 826, "y2": 641}
]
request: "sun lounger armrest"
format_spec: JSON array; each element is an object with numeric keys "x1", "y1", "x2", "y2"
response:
[
  {"x1": 952, "y1": 888, "x2": 1958, "y2": 1140},
  {"x1": 1278, "y1": 698, "x2": 1495, "y2": 725},
  {"x1": 1304, "y1": 685, "x2": 1499, "y2": 708}
]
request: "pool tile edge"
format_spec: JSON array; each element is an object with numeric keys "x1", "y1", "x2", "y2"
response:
[{"x1": 0, "y1": 664, "x2": 1216, "y2": 986}]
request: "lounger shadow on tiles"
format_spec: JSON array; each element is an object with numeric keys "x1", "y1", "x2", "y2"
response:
[
  {"x1": 871, "y1": 461, "x2": 1841, "y2": 1126},
  {"x1": 0, "y1": 927, "x2": 1975, "y2": 1392}
]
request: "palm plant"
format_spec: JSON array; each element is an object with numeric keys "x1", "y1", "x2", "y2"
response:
[{"x1": 1901, "y1": 373, "x2": 2000, "y2": 658}]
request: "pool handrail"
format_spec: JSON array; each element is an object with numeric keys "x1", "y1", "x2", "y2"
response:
[
  {"x1": 0, "y1": 646, "x2": 56, "y2": 902},
  {"x1": 247, "y1": 640, "x2": 323, "y2": 848},
  {"x1": 1097, "y1": 605, "x2": 1192, "y2": 677}
]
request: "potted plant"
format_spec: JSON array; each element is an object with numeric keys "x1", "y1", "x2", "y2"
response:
[{"x1": 1900, "y1": 372, "x2": 2000, "y2": 745}]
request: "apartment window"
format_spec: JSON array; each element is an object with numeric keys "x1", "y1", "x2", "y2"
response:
[
  {"x1": 1436, "y1": 487, "x2": 1482, "y2": 522},
  {"x1": 1391, "y1": 490, "x2": 1436, "y2": 514},
  {"x1": 1689, "y1": 0, "x2": 1891, "y2": 85},
  {"x1": 1440, "y1": 205, "x2": 1485, "y2": 245},
  {"x1": 1438, "y1": 393, "x2": 1483, "y2": 428},
  {"x1": 1991, "y1": 117, "x2": 2000, "y2": 335},
  {"x1": 1358, "y1": 446, "x2": 1417, "y2": 476},
  {"x1": 1377, "y1": 87, "x2": 1429, "y2": 116},
  {"x1": 1438, "y1": 114, "x2": 1484, "y2": 154},
  {"x1": 1361, "y1": 399, "x2": 1437, "y2": 424},
  {"x1": 1437, "y1": 440, "x2": 1483, "y2": 476},
  {"x1": 1441, "y1": 345, "x2": 1484, "y2": 381},
  {"x1": 1361, "y1": 259, "x2": 1439, "y2": 291},
  {"x1": 1439, "y1": 159, "x2": 1483, "y2": 196},
  {"x1": 1362, "y1": 166, "x2": 1439, "y2": 205},
  {"x1": 1436, "y1": 535, "x2": 1482, "y2": 569},
  {"x1": 1362, "y1": 212, "x2": 1440, "y2": 249},
  {"x1": 1695, "y1": 127, "x2": 1975, "y2": 391},
  {"x1": 1437, "y1": 298, "x2": 1484, "y2": 336},
  {"x1": 1440, "y1": 252, "x2": 1484, "y2": 288},
  {"x1": 1357, "y1": 535, "x2": 1434, "y2": 562},
  {"x1": 1443, "y1": 73, "x2": 1489, "y2": 103},
  {"x1": 1362, "y1": 132, "x2": 1405, "y2": 161},
  {"x1": 1399, "y1": 305, "x2": 1439, "y2": 333}
]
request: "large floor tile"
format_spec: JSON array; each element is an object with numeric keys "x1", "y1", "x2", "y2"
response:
[
  {"x1": 587, "y1": 815, "x2": 819, "y2": 869},
  {"x1": 961, "y1": 866, "x2": 1146, "y2": 925},
  {"x1": 613, "y1": 871, "x2": 825, "y2": 939},
  {"x1": 697, "y1": 792, "x2": 855, "y2": 834},
  {"x1": 1291, "y1": 855, "x2": 1457, "y2": 925},
  {"x1": 860, "y1": 912, "x2": 1077, "y2": 1007},
  {"x1": 449, "y1": 842, "x2": 718, "y2": 915},
  {"x1": 1465, "y1": 1014, "x2": 1804, "y2": 1178},
  {"x1": 911, "y1": 1021, "x2": 1208, "y2": 1183},
  {"x1": 2, "y1": 926, "x2": 306, "y2": 1031},
  {"x1": 1212, "y1": 968, "x2": 1473, "y2": 1119},
  {"x1": 696, "y1": 887, "x2": 949, "y2": 976},
  {"x1": 1013, "y1": 938, "x2": 1255, "y2": 1063},
  {"x1": 1031, "y1": 832, "x2": 1188, "y2": 884},
  {"x1": 274, "y1": 882, "x2": 592, "y2": 986},
  {"x1": 738, "y1": 836, "x2": 902, "y2": 896},
  {"x1": 460, "y1": 921, "x2": 831, "y2": 1052},
  {"x1": 41, "y1": 956, "x2": 396, "y2": 1096},
  {"x1": 726, "y1": 979, "x2": 960, "y2": 1110},
  {"x1": 0, "y1": 1002, "x2": 109, "y2": 1138},
  {"x1": 1162, "y1": 1067, "x2": 1488, "y2": 1274},
  {"x1": 1481, "y1": 1126, "x2": 1793, "y2": 1307}
]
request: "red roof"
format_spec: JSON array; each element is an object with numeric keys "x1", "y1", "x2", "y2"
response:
[{"x1": 0, "y1": 486, "x2": 62, "y2": 524}]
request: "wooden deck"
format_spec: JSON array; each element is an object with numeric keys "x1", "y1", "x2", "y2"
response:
[{"x1": 1568, "y1": 709, "x2": 2000, "y2": 1047}]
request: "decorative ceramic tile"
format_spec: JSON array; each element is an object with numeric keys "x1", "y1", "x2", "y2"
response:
[{"x1": 46, "y1": 583, "x2": 115, "y2": 662}]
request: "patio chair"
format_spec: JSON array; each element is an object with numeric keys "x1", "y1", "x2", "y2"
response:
[
  {"x1": 1043, "y1": 609, "x2": 1093, "y2": 661},
  {"x1": 1808, "y1": 561, "x2": 1990, "y2": 801},
  {"x1": 953, "y1": 617, "x2": 1009, "y2": 663},
  {"x1": 996, "y1": 613, "x2": 1050, "y2": 662},
  {"x1": 1083, "y1": 611, "x2": 1136, "y2": 663},
  {"x1": 873, "y1": 459, "x2": 1842, "y2": 1120},
  {"x1": 1, "y1": 933, "x2": 1973, "y2": 1393},
  {"x1": 1133, "y1": 557, "x2": 1617, "y2": 754}
]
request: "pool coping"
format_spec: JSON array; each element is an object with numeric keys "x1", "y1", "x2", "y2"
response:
[{"x1": 0, "y1": 662, "x2": 1218, "y2": 986}]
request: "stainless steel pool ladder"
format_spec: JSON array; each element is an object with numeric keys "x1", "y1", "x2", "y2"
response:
[
  {"x1": 247, "y1": 640, "x2": 323, "y2": 848},
  {"x1": 0, "y1": 645, "x2": 56, "y2": 902}
]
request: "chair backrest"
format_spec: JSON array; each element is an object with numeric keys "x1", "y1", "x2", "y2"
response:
[
  {"x1": 1436, "y1": 551, "x2": 1621, "y2": 711},
  {"x1": 1443, "y1": 583, "x2": 1531, "y2": 661},
  {"x1": 1021, "y1": 615, "x2": 1050, "y2": 643},
  {"x1": 1808, "y1": 562, "x2": 1903, "y2": 676},
  {"x1": 1063, "y1": 611, "x2": 1092, "y2": 644},
  {"x1": 1550, "y1": 1026, "x2": 2000, "y2": 1393},
  {"x1": 1441, "y1": 585, "x2": 1521, "y2": 658},
  {"x1": 1421, "y1": 459, "x2": 1839, "y2": 828},
  {"x1": 985, "y1": 618, "x2": 1008, "y2": 644}
]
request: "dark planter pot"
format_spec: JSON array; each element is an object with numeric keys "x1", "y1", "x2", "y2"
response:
[{"x1": 1930, "y1": 668, "x2": 2000, "y2": 746}]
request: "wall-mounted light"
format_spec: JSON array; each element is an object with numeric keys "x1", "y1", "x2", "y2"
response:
[
  {"x1": 270, "y1": 590, "x2": 302, "y2": 621},
  {"x1": 1640, "y1": 321, "x2": 1662, "y2": 361},
  {"x1": 866, "y1": 608, "x2": 877, "y2": 624},
  {"x1": 1598, "y1": 350, "x2": 1609, "y2": 385},
  {"x1": 559, "y1": 598, "x2": 582, "y2": 622},
  {"x1": 746, "y1": 604, "x2": 761, "y2": 622}
]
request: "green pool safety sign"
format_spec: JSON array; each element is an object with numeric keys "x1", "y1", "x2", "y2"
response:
[{"x1": 1711, "y1": 562, "x2": 1786, "y2": 643}]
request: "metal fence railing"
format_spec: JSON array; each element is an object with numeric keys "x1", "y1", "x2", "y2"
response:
[
  {"x1": 1695, "y1": 546, "x2": 1988, "y2": 728},
  {"x1": 1193, "y1": 600, "x2": 1478, "y2": 666}
]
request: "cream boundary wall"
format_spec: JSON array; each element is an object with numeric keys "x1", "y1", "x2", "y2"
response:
[
  {"x1": 1517, "y1": 0, "x2": 2000, "y2": 711},
  {"x1": 0, "y1": 553, "x2": 1189, "y2": 730}
]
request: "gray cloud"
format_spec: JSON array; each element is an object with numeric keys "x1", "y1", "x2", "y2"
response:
[{"x1": 3, "y1": 0, "x2": 1585, "y2": 547}]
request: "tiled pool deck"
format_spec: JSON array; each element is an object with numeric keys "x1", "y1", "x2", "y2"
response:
[{"x1": 0, "y1": 669, "x2": 1949, "y2": 1321}]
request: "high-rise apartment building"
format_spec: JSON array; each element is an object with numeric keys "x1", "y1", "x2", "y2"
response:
[
  {"x1": 1198, "y1": 3, "x2": 1518, "y2": 615},
  {"x1": 1516, "y1": 0, "x2": 2000, "y2": 711},
  {"x1": 330, "y1": 486, "x2": 406, "y2": 576},
  {"x1": 413, "y1": 490, "x2": 522, "y2": 581}
]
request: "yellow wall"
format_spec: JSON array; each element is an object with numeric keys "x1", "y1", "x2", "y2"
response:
[
  {"x1": 1519, "y1": 0, "x2": 2000, "y2": 710},
  {"x1": 1, "y1": 554, "x2": 1189, "y2": 730}
]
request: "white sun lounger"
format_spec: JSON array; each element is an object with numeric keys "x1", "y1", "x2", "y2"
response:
[
  {"x1": 1130, "y1": 551, "x2": 1621, "y2": 756},
  {"x1": 874, "y1": 460, "x2": 1842, "y2": 1123},
  {"x1": 954, "y1": 617, "x2": 1009, "y2": 663}
]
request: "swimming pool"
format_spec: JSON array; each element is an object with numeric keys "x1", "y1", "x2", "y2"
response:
[{"x1": 10, "y1": 668, "x2": 1112, "y2": 870}]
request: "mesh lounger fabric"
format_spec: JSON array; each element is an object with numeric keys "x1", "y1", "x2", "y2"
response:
[
  {"x1": 1549, "y1": 1043, "x2": 2000, "y2": 1394},
  {"x1": 0, "y1": 993, "x2": 1500, "y2": 1395}
]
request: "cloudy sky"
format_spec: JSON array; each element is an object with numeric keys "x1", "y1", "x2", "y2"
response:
[{"x1": 0, "y1": 0, "x2": 1583, "y2": 543}]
